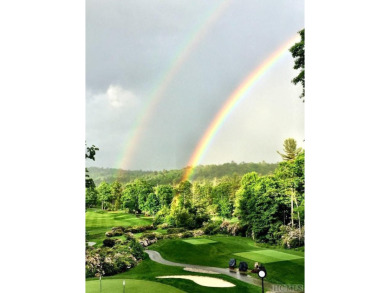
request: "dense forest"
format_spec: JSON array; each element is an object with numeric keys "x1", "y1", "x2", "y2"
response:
[
  {"x1": 86, "y1": 139, "x2": 304, "y2": 248},
  {"x1": 87, "y1": 161, "x2": 278, "y2": 186}
]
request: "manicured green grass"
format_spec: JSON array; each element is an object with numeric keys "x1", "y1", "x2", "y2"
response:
[
  {"x1": 99, "y1": 255, "x2": 262, "y2": 293},
  {"x1": 86, "y1": 209, "x2": 154, "y2": 246},
  {"x1": 151, "y1": 235, "x2": 304, "y2": 286},
  {"x1": 182, "y1": 239, "x2": 217, "y2": 245},
  {"x1": 234, "y1": 249, "x2": 303, "y2": 263},
  {"x1": 86, "y1": 278, "x2": 185, "y2": 293}
]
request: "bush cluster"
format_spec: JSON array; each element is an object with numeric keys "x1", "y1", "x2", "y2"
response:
[
  {"x1": 166, "y1": 227, "x2": 186, "y2": 234},
  {"x1": 280, "y1": 225, "x2": 305, "y2": 248},
  {"x1": 124, "y1": 224, "x2": 156, "y2": 233},
  {"x1": 141, "y1": 232, "x2": 157, "y2": 240},
  {"x1": 103, "y1": 238, "x2": 116, "y2": 247},
  {"x1": 86, "y1": 240, "x2": 143, "y2": 277}
]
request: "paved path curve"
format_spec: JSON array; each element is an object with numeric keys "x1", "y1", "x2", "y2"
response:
[{"x1": 145, "y1": 250, "x2": 270, "y2": 289}]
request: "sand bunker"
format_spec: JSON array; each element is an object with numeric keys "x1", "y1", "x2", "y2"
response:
[
  {"x1": 183, "y1": 267, "x2": 219, "y2": 274},
  {"x1": 87, "y1": 242, "x2": 96, "y2": 246},
  {"x1": 156, "y1": 275, "x2": 235, "y2": 288}
]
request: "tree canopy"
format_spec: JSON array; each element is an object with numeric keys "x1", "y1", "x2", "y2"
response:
[
  {"x1": 277, "y1": 138, "x2": 302, "y2": 161},
  {"x1": 290, "y1": 29, "x2": 305, "y2": 101}
]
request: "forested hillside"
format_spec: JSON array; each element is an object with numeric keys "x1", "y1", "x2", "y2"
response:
[{"x1": 88, "y1": 161, "x2": 278, "y2": 185}]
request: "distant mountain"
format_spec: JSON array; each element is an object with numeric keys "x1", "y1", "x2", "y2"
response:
[{"x1": 87, "y1": 161, "x2": 279, "y2": 186}]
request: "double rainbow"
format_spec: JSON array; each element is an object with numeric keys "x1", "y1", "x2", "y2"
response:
[
  {"x1": 181, "y1": 34, "x2": 300, "y2": 182},
  {"x1": 116, "y1": 0, "x2": 232, "y2": 176}
]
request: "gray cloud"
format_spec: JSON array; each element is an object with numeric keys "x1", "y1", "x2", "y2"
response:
[{"x1": 86, "y1": 0, "x2": 304, "y2": 170}]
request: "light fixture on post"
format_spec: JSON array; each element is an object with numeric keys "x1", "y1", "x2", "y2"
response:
[{"x1": 258, "y1": 265, "x2": 267, "y2": 293}]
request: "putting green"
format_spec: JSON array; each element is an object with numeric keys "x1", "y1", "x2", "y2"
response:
[
  {"x1": 86, "y1": 279, "x2": 185, "y2": 293},
  {"x1": 234, "y1": 249, "x2": 303, "y2": 263},
  {"x1": 182, "y1": 239, "x2": 217, "y2": 245}
]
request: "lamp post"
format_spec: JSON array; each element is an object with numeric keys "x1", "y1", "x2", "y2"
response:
[
  {"x1": 123, "y1": 280, "x2": 125, "y2": 293},
  {"x1": 258, "y1": 265, "x2": 267, "y2": 293}
]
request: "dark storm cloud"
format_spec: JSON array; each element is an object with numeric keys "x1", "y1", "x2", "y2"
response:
[{"x1": 86, "y1": 0, "x2": 304, "y2": 170}]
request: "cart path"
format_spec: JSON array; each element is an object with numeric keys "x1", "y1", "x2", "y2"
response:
[{"x1": 145, "y1": 250, "x2": 276, "y2": 289}]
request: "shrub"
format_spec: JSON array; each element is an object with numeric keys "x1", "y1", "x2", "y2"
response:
[
  {"x1": 227, "y1": 222, "x2": 245, "y2": 236},
  {"x1": 103, "y1": 238, "x2": 116, "y2": 248},
  {"x1": 124, "y1": 232, "x2": 135, "y2": 240},
  {"x1": 193, "y1": 229, "x2": 204, "y2": 237},
  {"x1": 163, "y1": 233, "x2": 180, "y2": 239},
  {"x1": 145, "y1": 225, "x2": 156, "y2": 231},
  {"x1": 157, "y1": 223, "x2": 171, "y2": 229},
  {"x1": 203, "y1": 221, "x2": 221, "y2": 235},
  {"x1": 129, "y1": 241, "x2": 144, "y2": 260},
  {"x1": 105, "y1": 231, "x2": 114, "y2": 237},
  {"x1": 181, "y1": 231, "x2": 193, "y2": 238},
  {"x1": 194, "y1": 212, "x2": 210, "y2": 228},
  {"x1": 125, "y1": 225, "x2": 156, "y2": 233},
  {"x1": 167, "y1": 228, "x2": 186, "y2": 234},
  {"x1": 141, "y1": 232, "x2": 156, "y2": 240},
  {"x1": 280, "y1": 225, "x2": 305, "y2": 248},
  {"x1": 220, "y1": 221, "x2": 230, "y2": 234},
  {"x1": 112, "y1": 227, "x2": 124, "y2": 236}
]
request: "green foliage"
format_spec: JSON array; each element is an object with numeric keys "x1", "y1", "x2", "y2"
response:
[
  {"x1": 97, "y1": 182, "x2": 112, "y2": 210},
  {"x1": 129, "y1": 240, "x2": 145, "y2": 260},
  {"x1": 280, "y1": 225, "x2": 305, "y2": 248},
  {"x1": 141, "y1": 232, "x2": 157, "y2": 240},
  {"x1": 175, "y1": 181, "x2": 192, "y2": 209},
  {"x1": 290, "y1": 29, "x2": 305, "y2": 101},
  {"x1": 110, "y1": 181, "x2": 123, "y2": 210},
  {"x1": 166, "y1": 228, "x2": 186, "y2": 234},
  {"x1": 85, "y1": 144, "x2": 99, "y2": 188},
  {"x1": 144, "y1": 193, "x2": 160, "y2": 215},
  {"x1": 86, "y1": 241, "x2": 140, "y2": 277},
  {"x1": 86, "y1": 187, "x2": 98, "y2": 208},
  {"x1": 277, "y1": 138, "x2": 302, "y2": 161},
  {"x1": 155, "y1": 184, "x2": 174, "y2": 207},
  {"x1": 203, "y1": 221, "x2": 222, "y2": 235},
  {"x1": 102, "y1": 238, "x2": 116, "y2": 247},
  {"x1": 87, "y1": 161, "x2": 278, "y2": 185},
  {"x1": 134, "y1": 179, "x2": 153, "y2": 212}
]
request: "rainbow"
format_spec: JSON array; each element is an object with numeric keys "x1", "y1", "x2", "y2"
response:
[
  {"x1": 182, "y1": 34, "x2": 300, "y2": 182},
  {"x1": 116, "y1": 0, "x2": 232, "y2": 176}
]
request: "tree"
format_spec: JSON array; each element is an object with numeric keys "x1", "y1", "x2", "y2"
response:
[
  {"x1": 122, "y1": 183, "x2": 139, "y2": 213},
  {"x1": 85, "y1": 187, "x2": 98, "y2": 208},
  {"x1": 175, "y1": 180, "x2": 192, "y2": 209},
  {"x1": 237, "y1": 172, "x2": 288, "y2": 243},
  {"x1": 85, "y1": 144, "x2": 99, "y2": 188},
  {"x1": 132, "y1": 179, "x2": 153, "y2": 213},
  {"x1": 145, "y1": 193, "x2": 160, "y2": 215},
  {"x1": 277, "y1": 138, "x2": 302, "y2": 161},
  {"x1": 111, "y1": 181, "x2": 123, "y2": 210},
  {"x1": 155, "y1": 185, "x2": 174, "y2": 207},
  {"x1": 97, "y1": 182, "x2": 112, "y2": 210},
  {"x1": 275, "y1": 150, "x2": 305, "y2": 238},
  {"x1": 290, "y1": 29, "x2": 305, "y2": 101}
]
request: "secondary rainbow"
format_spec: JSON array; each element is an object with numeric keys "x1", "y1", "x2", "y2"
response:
[
  {"x1": 182, "y1": 34, "x2": 300, "y2": 182},
  {"x1": 116, "y1": 0, "x2": 232, "y2": 177}
]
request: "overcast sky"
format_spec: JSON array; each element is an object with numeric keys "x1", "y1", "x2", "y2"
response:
[{"x1": 86, "y1": 0, "x2": 304, "y2": 171}]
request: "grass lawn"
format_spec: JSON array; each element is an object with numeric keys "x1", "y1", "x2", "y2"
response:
[
  {"x1": 151, "y1": 235, "x2": 304, "y2": 286},
  {"x1": 182, "y1": 239, "x2": 217, "y2": 245},
  {"x1": 86, "y1": 278, "x2": 185, "y2": 293},
  {"x1": 86, "y1": 209, "x2": 153, "y2": 246},
  {"x1": 235, "y1": 249, "x2": 303, "y2": 263},
  {"x1": 93, "y1": 255, "x2": 262, "y2": 293}
]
